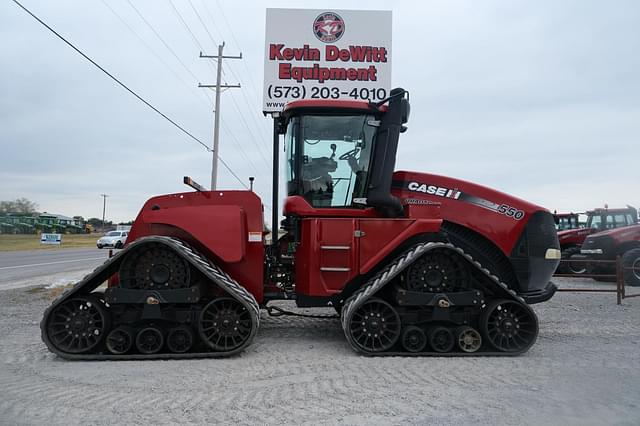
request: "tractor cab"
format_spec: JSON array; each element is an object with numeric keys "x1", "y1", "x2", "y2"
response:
[{"x1": 279, "y1": 88, "x2": 410, "y2": 217}]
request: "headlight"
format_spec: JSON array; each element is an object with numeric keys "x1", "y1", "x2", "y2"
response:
[
  {"x1": 544, "y1": 248, "x2": 561, "y2": 259},
  {"x1": 581, "y1": 248, "x2": 603, "y2": 255}
]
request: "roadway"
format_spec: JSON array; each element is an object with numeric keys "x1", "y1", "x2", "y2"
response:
[{"x1": 0, "y1": 248, "x2": 109, "y2": 289}]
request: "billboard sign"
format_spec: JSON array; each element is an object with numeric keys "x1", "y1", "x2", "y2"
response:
[{"x1": 263, "y1": 8, "x2": 392, "y2": 113}]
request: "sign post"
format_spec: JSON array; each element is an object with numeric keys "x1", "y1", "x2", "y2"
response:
[{"x1": 263, "y1": 8, "x2": 392, "y2": 113}]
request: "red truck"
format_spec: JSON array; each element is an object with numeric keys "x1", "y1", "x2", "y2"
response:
[
  {"x1": 579, "y1": 224, "x2": 640, "y2": 286},
  {"x1": 557, "y1": 206, "x2": 637, "y2": 273}
]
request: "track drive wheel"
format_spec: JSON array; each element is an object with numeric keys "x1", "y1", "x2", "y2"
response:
[
  {"x1": 46, "y1": 294, "x2": 110, "y2": 354},
  {"x1": 167, "y1": 326, "x2": 195, "y2": 353},
  {"x1": 404, "y1": 249, "x2": 470, "y2": 293},
  {"x1": 428, "y1": 326, "x2": 455, "y2": 353},
  {"x1": 199, "y1": 298, "x2": 253, "y2": 352},
  {"x1": 119, "y1": 244, "x2": 191, "y2": 290},
  {"x1": 480, "y1": 300, "x2": 538, "y2": 353},
  {"x1": 348, "y1": 298, "x2": 401, "y2": 353},
  {"x1": 401, "y1": 326, "x2": 427, "y2": 353}
]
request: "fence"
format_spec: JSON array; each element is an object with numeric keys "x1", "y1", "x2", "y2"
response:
[{"x1": 553, "y1": 257, "x2": 639, "y2": 305}]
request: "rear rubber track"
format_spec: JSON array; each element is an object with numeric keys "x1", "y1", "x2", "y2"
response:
[
  {"x1": 340, "y1": 241, "x2": 538, "y2": 356},
  {"x1": 40, "y1": 236, "x2": 260, "y2": 360}
]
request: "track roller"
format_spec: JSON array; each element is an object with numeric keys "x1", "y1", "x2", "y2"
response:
[
  {"x1": 401, "y1": 326, "x2": 427, "y2": 352},
  {"x1": 45, "y1": 294, "x2": 110, "y2": 354},
  {"x1": 480, "y1": 299, "x2": 538, "y2": 353},
  {"x1": 428, "y1": 326, "x2": 455, "y2": 353},
  {"x1": 455, "y1": 326, "x2": 482, "y2": 353},
  {"x1": 106, "y1": 326, "x2": 134, "y2": 355},
  {"x1": 167, "y1": 325, "x2": 195, "y2": 353},
  {"x1": 136, "y1": 327, "x2": 165, "y2": 354}
]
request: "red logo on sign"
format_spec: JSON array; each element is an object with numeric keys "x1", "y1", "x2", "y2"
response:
[{"x1": 313, "y1": 12, "x2": 345, "y2": 43}]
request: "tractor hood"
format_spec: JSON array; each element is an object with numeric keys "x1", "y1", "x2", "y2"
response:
[
  {"x1": 587, "y1": 224, "x2": 640, "y2": 239},
  {"x1": 391, "y1": 170, "x2": 553, "y2": 255},
  {"x1": 557, "y1": 227, "x2": 593, "y2": 241}
]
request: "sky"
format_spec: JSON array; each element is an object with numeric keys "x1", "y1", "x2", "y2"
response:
[{"x1": 1, "y1": 0, "x2": 638, "y2": 224}]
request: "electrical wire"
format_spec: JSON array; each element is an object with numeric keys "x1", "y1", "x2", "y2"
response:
[
  {"x1": 11, "y1": 0, "x2": 249, "y2": 190},
  {"x1": 100, "y1": 0, "x2": 212, "y2": 109},
  {"x1": 125, "y1": 0, "x2": 211, "y2": 94},
  {"x1": 188, "y1": 0, "x2": 218, "y2": 48}
]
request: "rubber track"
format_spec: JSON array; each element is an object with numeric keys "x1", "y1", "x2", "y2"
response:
[
  {"x1": 340, "y1": 242, "x2": 538, "y2": 356},
  {"x1": 40, "y1": 236, "x2": 260, "y2": 360}
]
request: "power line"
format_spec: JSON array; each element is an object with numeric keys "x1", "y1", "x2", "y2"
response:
[
  {"x1": 11, "y1": 0, "x2": 249, "y2": 190},
  {"x1": 11, "y1": 0, "x2": 209, "y2": 151},
  {"x1": 188, "y1": 0, "x2": 218, "y2": 47},
  {"x1": 214, "y1": 0, "x2": 272, "y2": 133},
  {"x1": 125, "y1": 0, "x2": 209, "y2": 93},
  {"x1": 100, "y1": 0, "x2": 212, "y2": 109}
]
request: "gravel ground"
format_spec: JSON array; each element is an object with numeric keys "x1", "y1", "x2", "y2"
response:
[{"x1": 0, "y1": 277, "x2": 639, "y2": 425}]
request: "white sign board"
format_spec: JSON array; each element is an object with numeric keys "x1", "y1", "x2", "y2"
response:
[
  {"x1": 40, "y1": 233, "x2": 62, "y2": 245},
  {"x1": 263, "y1": 8, "x2": 392, "y2": 113}
]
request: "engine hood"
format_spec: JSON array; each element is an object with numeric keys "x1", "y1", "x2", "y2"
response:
[
  {"x1": 588, "y1": 224, "x2": 640, "y2": 238},
  {"x1": 391, "y1": 170, "x2": 551, "y2": 255}
]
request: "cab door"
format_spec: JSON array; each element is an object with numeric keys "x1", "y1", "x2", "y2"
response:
[{"x1": 295, "y1": 218, "x2": 359, "y2": 296}]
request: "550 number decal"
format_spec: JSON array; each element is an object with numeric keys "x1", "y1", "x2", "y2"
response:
[{"x1": 497, "y1": 204, "x2": 525, "y2": 220}]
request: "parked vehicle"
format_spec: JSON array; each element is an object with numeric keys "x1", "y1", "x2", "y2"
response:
[
  {"x1": 41, "y1": 89, "x2": 560, "y2": 360},
  {"x1": 554, "y1": 212, "x2": 581, "y2": 231},
  {"x1": 578, "y1": 224, "x2": 640, "y2": 285},
  {"x1": 557, "y1": 206, "x2": 637, "y2": 274},
  {"x1": 96, "y1": 230, "x2": 128, "y2": 249}
]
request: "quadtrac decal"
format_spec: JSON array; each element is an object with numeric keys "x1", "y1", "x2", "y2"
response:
[{"x1": 393, "y1": 180, "x2": 525, "y2": 220}]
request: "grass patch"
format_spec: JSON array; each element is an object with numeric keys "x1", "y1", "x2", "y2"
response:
[{"x1": 0, "y1": 234, "x2": 101, "y2": 251}]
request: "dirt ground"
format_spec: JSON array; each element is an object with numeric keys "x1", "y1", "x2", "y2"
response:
[{"x1": 1, "y1": 278, "x2": 639, "y2": 425}]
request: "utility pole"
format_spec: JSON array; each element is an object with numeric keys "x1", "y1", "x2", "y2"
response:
[
  {"x1": 199, "y1": 42, "x2": 242, "y2": 190},
  {"x1": 100, "y1": 194, "x2": 108, "y2": 232}
]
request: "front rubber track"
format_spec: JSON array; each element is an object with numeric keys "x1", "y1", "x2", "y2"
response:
[
  {"x1": 40, "y1": 236, "x2": 260, "y2": 360},
  {"x1": 340, "y1": 242, "x2": 539, "y2": 357}
]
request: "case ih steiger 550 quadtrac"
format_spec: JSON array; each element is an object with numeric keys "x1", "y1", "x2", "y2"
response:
[{"x1": 41, "y1": 89, "x2": 561, "y2": 359}]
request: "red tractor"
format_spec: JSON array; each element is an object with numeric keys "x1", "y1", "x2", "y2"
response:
[
  {"x1": 579, "y1": 224, "x2": 640, "y2": 285},
  {"x1": 557, "y1": 206, "x2": 637, "y2": 274},
  {"x1": 41, "y1": 89, "x2": 560, "y2": 359},
  {"x1": 554, "y1": 212, "x2": 581, "y2": 231}
]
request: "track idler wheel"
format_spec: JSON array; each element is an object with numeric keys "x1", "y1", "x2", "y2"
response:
[
  {"x1": 480, "y1": 299, "x2": 538, "y2": 353},
  {"x1": 167, "y1": 325, "x2": 195, "y2": 353},
  {"x1": 45, "y1": 294, "x2": 110, "y2": 354},
  {"x1": 455, "y1": 326, "x2": 482, "y2": 353},
  {"x1": 348, "y1": 298, "x2": 401, "y2": 353},
  {"x1": 135, "y1": 327, "x2": 165, "y2": 354},
  {"x1": 106, "y1": 326, "x2": 134, "y2": 355},
  {"x1": 428, "y1": 326, "x2": 455, "y2": 353},
  {"x1": 401, "y1": 326, "x2": 427, "y2": 353},
  {"x1": 199, "y1": 298, "x2": 253, "y2": 352}
]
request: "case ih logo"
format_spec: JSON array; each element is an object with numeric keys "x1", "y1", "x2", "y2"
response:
[{"x1": 313, "y1": 12, "x2": 345, "y2": 43}]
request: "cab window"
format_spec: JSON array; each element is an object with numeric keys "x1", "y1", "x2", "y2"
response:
[{"x1": 286, "y1": 114, "x2": 376, "y2": 208}]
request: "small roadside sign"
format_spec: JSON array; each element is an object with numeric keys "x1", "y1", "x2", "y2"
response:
[{"x1": 40, "y1": 233, "x2": 62, "y2": 245}]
